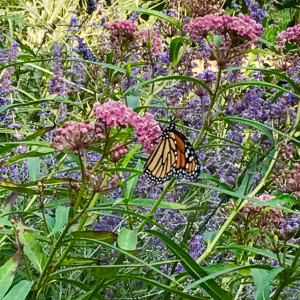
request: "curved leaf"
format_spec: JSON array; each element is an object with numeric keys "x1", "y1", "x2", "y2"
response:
[
  {"x1": 124, "y1": 75, "x2": 213, "y2": 96},
  {"x1": 120, "y1": 7, "x2": 183, "y2": 31},
  {"x1": 145, "y1": 230, "x2": 232, "y2": 300},
  {"x1": 2, "y1": 280, "x2": 33, "y2": 300},
  {"x1": 0, "y1": 250, "x2": 21, "y2": 299}
]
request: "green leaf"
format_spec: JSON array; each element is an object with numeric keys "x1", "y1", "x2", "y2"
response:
[
  {"x1": 126, "y1": 94, "x2": 140, "y2": 110},
  {"x1": 175, "y1": 182, "x2": 300, "y2": 214},
  {"x1": 223, "y1": 66, "x2": 300, "y2": 94},
  {"x1": 186, "y1": 265, "x2": 272, "y2": 291},
  {"x1": 237, "y1": 154, "x2": 257, "y2": 195},
  {"x1": 2, "y1": 280, "x2": 33, "y2": 300},
  {"x1": 223, "y1": 116, "x2": 275, "y2": 144},
  {"x1": 170, "y1": 37, "x2": 188, "y2": 65},
  {"x1": 106, "y1": 51, "x2": 114, "y2": 79},
  {"x1": 203, "y1": 231, "x2": 218, "y2": 245},
  {"x1": 0, "y1": 98, "x2": 73, "y2": 115},
  {"x1": 145, "y1": 230, "x2": 232, "y2": 300},
  {"x1": 59, "y1": 257, "x2": 103, "y2": 266},
  {"x1": 218, "y1": 80, "x2": 299, "y2": 99},
  {"x1": 124, "y1": 75, "x2": 213, "y2": 96},
  {"x1": 114, "y1": 274, "x2": 207, "y2": 300},
  {"x1": 0, "y1": 15, "x2": 38, "y2": 27},
  {"x1": 0, "y1": 250, "x2": 21, "y2": 299},
  {"x1": 117, "y1": 228, "x2": 138, "y2": 251},
  {"x1": 120, "y1": 7, "x2": 183, "y2": 31},
  {"x1": 48, "y1": 206, "x2": 69, "y2": 237},
  {"x1": 125, "y1": 159, "x2": 142, "y2": 200},
  {"x1": 6, "y1": 149, "x2": 54, "y2": 165},
  {"x1": 70, "y1": 231, "x2": 118, "y2": 244},
  {"x1": 253, "y1": 267, "x2": 285, "y2": 300},
  {"x1": 116, "y1": 197, "x2": 191, "y2": 210},
  {"x1": 19, "y1": 231, "x2": 46, "y2": 273},
  {"x1": 121, "y1": 145, "x2": 141, "y2": 168},
  {"x1": 218, "y1": 245, "x2": 293, "y2": 265},
  {"x1": 126, "y1": 54, "x2": 132, "y2": 77},
  {"x1": 27, "y1": 157, "x2": 41, "y2": 181},
  {"x1": 252, "y1": 269, "x2": 270, "y2": 300},
  {"x1": 0, "y1": 141, "x2": 51, "y2": 149}
]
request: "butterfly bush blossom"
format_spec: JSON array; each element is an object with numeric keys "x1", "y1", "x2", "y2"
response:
[
  {"x1": 94, "y1": 100, "x2": 162, "y2": 153},
  {"x1": 184, "y1": 14, "x2": 263, "y2": 66},
  {"x1": 50, "y1": 121, "x2": 106, "y2": 153}
]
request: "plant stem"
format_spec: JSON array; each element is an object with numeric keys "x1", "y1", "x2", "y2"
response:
[
  {"x1": 138, "y1": 177, "x2": 175, "y2": 232},
  {"x1": 193, "y1": 67, "x2": 222, "y2": 148},
  {"x1": 40, "y1": 196, "x2": 54, "y2": 244},
  {"x1": 196, "y1": 148, "x2": 279, "y2": 264}
]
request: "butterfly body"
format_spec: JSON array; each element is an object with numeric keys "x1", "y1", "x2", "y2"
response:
[{"x1": 144, "y1": 122, "x2": 200, "y2": 183}]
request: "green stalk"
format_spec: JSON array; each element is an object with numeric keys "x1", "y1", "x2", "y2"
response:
[
  {"x1": 25, "y1": 153, "x2": 68, "y2": 211},
  {"x1": 35, "y1": 192, "x2": 98, "y2": 297},
  {"x1": 193, "y1": 67, "x2": 222, "y2": 148},
  {"x1": 138, "y1": 177, "x2": 175, "y2": 232},
  {"x1": 196, "y1": 148, "x2": 279, "y2": 264}
]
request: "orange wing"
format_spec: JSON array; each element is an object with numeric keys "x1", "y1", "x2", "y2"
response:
[{"x1": 144, "y1": 128, "x2": 200, "y2": 184}]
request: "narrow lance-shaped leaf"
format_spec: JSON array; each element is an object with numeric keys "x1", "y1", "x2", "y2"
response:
[
  {"x1": 2, "y1": 280, "x2": 33, "y2": 300},
  {"x1": 120, "y1": 7, "x2": 183, "y2": 31},
  {"x1": 145, "y1": 230, "x2": 232, "y2": 300},
  {"x1": 70, "y1": 231, "x2": 118, "y2": 244},
  {"x1": 0, "y1": 249, "x2": 22, "y2": 299},
  {"x1": 19, "y1": 231, "x2": 46, "y2": 273},
  {"x1": 125, "y1": 159, "x2": 142, "y2": 200},
  {"x1": 170, "y1": 36, "x2": 188, "y2": 65},
  {"x1": 48, "y1": 205, "x2": 69, "y2": 237}
]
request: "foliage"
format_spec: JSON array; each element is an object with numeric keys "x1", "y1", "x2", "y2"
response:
[{"x1": 0, "y1": 0, "x2": 299, "y2": 299}]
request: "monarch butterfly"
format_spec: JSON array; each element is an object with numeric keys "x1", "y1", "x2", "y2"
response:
[{"x1": 144, "y1": 121, "x2": 200, "y2": 183}]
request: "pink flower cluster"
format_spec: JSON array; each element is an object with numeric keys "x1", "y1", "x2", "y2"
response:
[
  {"x1": 93, "y1": 100, "x2": 162, "y2": 153},
  {"x1": 50, "y1": 121, "x2": 105, "y2": 153},
  {"x1": 110, "y1": 143, "x2": 128, "y2": 162},
  {"x1": 138, "y1": 29, "x2": 163, "y2": 54},
  {"x1": 107, "y1": 21, "x2": 138, "y2": 38},
  {"x1": 229, "y1": 194, "x2": 283, "y2": 228},
  {"x1": 185, "y1": 15, "x2": 262, "y2": 42},
  {"x1": 277, "y1": 24, "x2": 300, "y2": 48},
  {"x1": 185, "y1": 14, "x2": 263, "y2": 65}
]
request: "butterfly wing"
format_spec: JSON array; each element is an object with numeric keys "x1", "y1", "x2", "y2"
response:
[
  {"x1": 170, "y1": 130, "x2": 200, "y2": 178},
  {"x1": 144, "y1": 127, "x2": 200, "y2": 183}
]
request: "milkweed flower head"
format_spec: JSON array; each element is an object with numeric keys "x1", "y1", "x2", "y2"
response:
[
  {"x1": 185, "y1": 14, "x2": 263, "y2": 66},
  {"x1": 131, "y1": 112, "x2": 163, "y2": 153},
  {"x1": 272, "y1": 163, "x2": 300, "y2": 199},
  {"x1": 50, "y1": 121, "x2": 105, "y2": 154},
  {"x1": 108, "y1": 21, "x2": 138, "y2": 38},
  {"x1": 110, "y1": 143, "x2": 128, "y2": 162},
  {"x1": 277, "y1": 24, "x2": 300, "y2": 49},
  {"x1": 94, "y1": 100, "x2": 136, "y2": 127},
  {"x1": 229, "y1": 194, "x2": 283, "y2": 229},
  {"x1": 93, "y1": 100, "x2": 162, "y2": 153}
]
